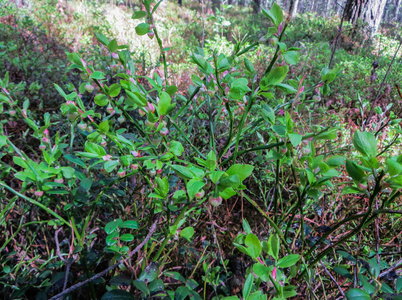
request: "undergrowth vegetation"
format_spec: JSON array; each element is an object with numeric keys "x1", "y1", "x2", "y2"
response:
[{"x1": 1, "y1": 0, "x2": 402, "y2": 299}]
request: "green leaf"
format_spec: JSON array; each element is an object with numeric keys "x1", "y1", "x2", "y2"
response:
[
  {"x1": 109, "y1": 84, "x2": 121, "y2": 97},
  {"x1": 226, "y1": 164, "x2": 254, "y2": 182},
  {"x1": 209, "y1": 171, "x2": 225, "y2": 184},
  {"x1": 85, "y1": 142, "x2": 106, "y2": 157},
  {"x1": 346, "y1": 289, "x2": 371, "y2": 300},
  {"x1": 243, "y1": 273, "x2": 254, "y2": 299},
  {"x1": 219, "y1": 187, "x2": 236, "y2": 199},
  {"x1": 104, "y1": 160, "x2": 119, "y2": 173},
  {"x1": 120, "y1": 220, "x2": 138, "y2": 229},
  {"x1": 276, "y1": 83, "x2": 297, "y2": 94},
  {"x1": 98, "y1": 120, "x2": 109, "y2": 133},
  {"x1": 166, "y1": 85, "x2": 178, "y2": 95},
  {"x1": 245, "y1": 233, "x2": 262, "y2": 259},
  {"x1": 133, "y1": 280, "x2": 150, "y2": 295},
  {"x1": 169, "y1": 141, "x2": 184, "y2": 156},
  {"x1": 180, "y1": 227, "x2": 194, "y2": 241},
  {"x1": 387, "y1": 158, "x2": 402, "y2": 176},
  {"x1": 206, "y1": 151, "x2": 217, "y2": 171},
  {"x1": 186, "y1": 179, "x2": 205, "y2": 200},
  {"x1": 91, "y1": 71, "x2": 105, "y2": 80},
  {"x1": 101, "y1": 290, "x2": 135, "y2": 300},
  {"x1": 260, "y1": 102, "x2": 275, "y2": 124},
  {"x1": 277, "y1": 254, "x2": 301, "y2": 268},
  {"x1": 284, "y1": 51, "x2": 298, "y2": 65},
  {"x1": 252, "y1": 263, "x2": 270, "y2": 282},
  {"x1": 64, "y1": 154, "x2": 86, "y2": 168},
  {"x1": 170, "y1": 165, "x2": 194, "y2": 179},
  {"x1": 95, "y1": 33, "x2": 109, "y2": 46},
  {"x1": 108, "y1": 39, "x2": 118, "y2": 53},
  {"x1": 326, "y1": 156, "x2": 345, "y2": 167},
  {"x1": 270, "y1": 3, "x2": 283, "y2": 26},
  {"x1": 135, "y1": 23, "x2": 150, "y2": 36},
  {"x1": 289, "y1": 133, "x2": 302, "y2": 147},
  {"x1": 242, "y1": 219, "x2": 252, "y2": 234},
  {"x1": 105, "y1": 218, "x2": 123, "y2": 234},
  {"x1": 138, "y1": 262, "x2": 159, "y2": 283},
  {"x1": 132, "y1": 10, "x2": 147, "y2": 19},
  {"x1": 158, "y1": 92, "x2": 171, "y2": 116},
  {"x1": 260, "y1": 66, "x2": 289, "y2": 89},
  {"x1": 155, "y1": 176, "x2": 169, "y2": 197},
  {"x1": 353, "y1": 131, "x2": 377, "y2": 157},
  {"x1": 120, "y1": 234, "x2": 134, "y2": 242},
  {"x1": 94, "y1": 94, "x2": 108, "y2": 106},
  {"x1": 174, "y1": 286, "x2": 191, "y2": 300},
  {"x1": 345, "y1": 160, "x2": 365, "y2": 182},
  {"x1": 268, "y1": 234, "x2": 279, "y2": 260},
  {"x1": 229, "y1": 78, "x2": 251, "y2": 100}
]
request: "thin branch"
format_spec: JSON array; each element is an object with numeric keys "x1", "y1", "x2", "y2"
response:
[
  {"x1": 49, "y1": 217, "x2": 160, "y2": 300},
  {"x1": 321, "y1": 260, "x2": 346, "y2": 299},
  {"x1": 364, "y1": 41, "x2": 402, "y2": 130}
]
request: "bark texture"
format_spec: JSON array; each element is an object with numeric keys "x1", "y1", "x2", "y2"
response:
[{"x1": 344, "y1": 0, "x2": 387, "y2": 34}]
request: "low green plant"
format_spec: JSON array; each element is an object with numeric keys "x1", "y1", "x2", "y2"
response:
[{"x1": 1, "y1": 1, "x2": 402, "y2": 299}]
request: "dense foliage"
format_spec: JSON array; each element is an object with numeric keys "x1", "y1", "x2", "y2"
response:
[{"x1": 1, "y1": 0, "x2": 402, "y2": 299}]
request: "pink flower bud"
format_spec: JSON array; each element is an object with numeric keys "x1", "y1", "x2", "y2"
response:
[
  {"x1": 272, "y1": 267, "x2": 277, "y2": 281},
  {"x1": 139, "y1": 109, "x2": 146, "y2": 117},
  {"x1": 39, "y1": 144, "x2": 46, "y2": 150},
  {"x1": 22, "y1": 109, "x2": 27, "y2": 118},
  {"x1": 131, "y1": 150, "x2": 140, "y2": 157},
  {"x1": 195, "y1": 190, "x2": 205, "y2": 199},
  {"x1": 34, "y1": 190, "x2": 44, "y2": 197},
  {"x1": 147, "y1": 31, "x2": 155, "y2": 39},
  {"x1": 156, "y1": 169, "x2": 162, "y2": 174},
  {"x1": 127, "y1": 69, "x2": 131, "y2": 76},
  {"x1": 225, "y1": 86, "x2": 230, "y2": 94},
  {"x1": 118, "y1": 116, "x2": 125, "y2": 123},
  {"x1": 81, "y1": 59, "x2": 87, "y2": 68},
  {"x1": 130, "y1": 77, "x2": 136, "y2": 85},
  {"x1": 66, "y1": 100, "x2": 76, "y2": 106},
  {"x1": 357, "y1": 182, "x2": 368, "y2": 191},
  {"x1": 111, "y1": 52, "x2": 119, "y2": 59},
  {"x1": 117, "y1": 169, "x2": 126, "y2": 177},
  {"x1": 145, "y1": 120, "x2": 156, "y2": 128},
  {"x1": 150, "y1": 24, "x2": 154, "y2": 30},
  {"x1": 106, "y1": 105, "x2": 114, "y2": 114},
  {"x1": 85, "y1": 84, "x2": 94, "y2": 93},
  {"x1": 299, "y1": 86, "x2": 305, "y2": 93},
  {"x1": 100, "y1": 140, "x2": 107, "y2": 147},
  {"x1": 78, "y1": 123, "x2": 87, "y2": 130},
  {"x1": 9, "y1": 110, "x2": 16, "y2": 116},
  {"x1": 103, "y1": 155, "x2": 112, "y2": 161},
  {"x1": 111, "y1": 64, "x2": 118, "y2": 72},
  {"x1": 130, "y1": 164, "x2": 139, "y2": 170},
  {"x1": 42, "y1": 137, "x2": 50, "y2": 143},
  {"x1": 54, "y1": 178, "x2": 64, "y2": 184},
  {"x1": 160, "y1": 127, "x2": 169, "y2": 136},
  {"x1": 147, "y1": 102, "x2": 155, "y2": 113},
  {"x1": 209, "y1": 196, "x2": 222, "y2": 207},
  {"x1": 149, "y1": 169, "x2": 156, "y2": 177},
  {"x1": 87, "y1": 126, "x2": 94, "y2": 133}
]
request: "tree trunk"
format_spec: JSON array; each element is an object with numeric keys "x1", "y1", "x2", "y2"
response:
[
  {"x1": 253, "y1": 0, "x2": 261, "y2": 13},
  {"x1": 396, "y1": 0, "x2": 401, "y2": 21},
  {"x1": 289, "y1": 0, "x2": 300, "y2": 17},
  {"x1": 344, "y1": 0, "x2": 387, "y2": 34},
  {"x1": 178, "y1": 0, "x2": 182, "y2": 6}
]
